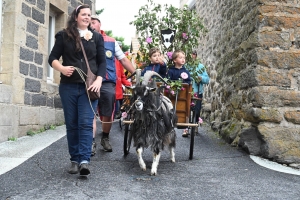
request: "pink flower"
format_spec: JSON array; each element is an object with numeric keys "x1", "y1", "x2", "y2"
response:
[
  {"x1": 165, "y1": 89, "x2": 169, "y2": 93},
  {"x1": 182, "y1": 33, "x2": 188, "y2": 39},
  {"x1": 167, "y1": 52, "x2": 173, "y2": 59},
  {"x1": 171, "y1": 90, "x2": 175, "y2": 95},
  {"x1": 198, "y1": 117, "x2": 203, "y2": 124},
  {"x1": 181, "y1": 72, "x2": 188, "y2": 79},
  {"x1": 146, "y1": 37, "x2": 152, "y2": 43},
  {"x1": 181, "y1": 87, "x2": 185, "y2": 91},
  {"x1": 121, "y1": 112, "x2": 128, "y2": 118},
  {"x1": 166, "y1": 85, "x2": 170, "y2": 89},
  {"x1": 193, "y1": 93, "x2": 198, "y2": 97},
  {"x1": 190, "y1": 102, "x2": 195, "y2": 106}
]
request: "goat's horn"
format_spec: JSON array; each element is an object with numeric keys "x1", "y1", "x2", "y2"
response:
[
  {"x1": 142, "y1": 71, "x2": 169, "y2": 85},
  {"x1": 135, "y1": 69, "x2": 141, "y2": 84}
]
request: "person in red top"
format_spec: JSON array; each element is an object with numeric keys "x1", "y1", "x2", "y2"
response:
[{"x1": 114, "y1": 44, "x2": 132, "y2": 118}]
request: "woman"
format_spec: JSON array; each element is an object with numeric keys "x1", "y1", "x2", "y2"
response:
[{"x1": 48, "y1": 4, "x2": 106, "y2": 176}]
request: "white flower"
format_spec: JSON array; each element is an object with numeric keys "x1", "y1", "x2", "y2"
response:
[
  {"x1": 78, "y1": 29, "x2": 93, "y2": 41},
  {"x1": 84, "y1": 30, "x2": 93, "y2": 41}
]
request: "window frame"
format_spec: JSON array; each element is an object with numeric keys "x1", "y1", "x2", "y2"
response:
[
  {"x1": 0, "y1": 0, "x2": 2, "y2": 83},
  {"x1": 47, "y1": 11, "x2": 56, "y2": 83}
]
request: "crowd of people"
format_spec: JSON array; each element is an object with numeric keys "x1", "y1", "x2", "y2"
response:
[{"x1": 48, "y1": 4, "x2": 209, "y2": 177}]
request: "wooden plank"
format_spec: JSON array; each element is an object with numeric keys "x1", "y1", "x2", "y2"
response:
[
  {"x1": 177, "y1": 123, "x2": 199, "y2": 127},
  {"x1": 164, "y1": 83, "x2": 192, "y2": 123},
  {"x1": 123, "y1": 120, "x2": 134, "y2": 124}
]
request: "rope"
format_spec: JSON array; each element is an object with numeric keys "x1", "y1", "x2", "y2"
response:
[{"x1": 73, "y1": 67, "x2": 121, "y2": 124}]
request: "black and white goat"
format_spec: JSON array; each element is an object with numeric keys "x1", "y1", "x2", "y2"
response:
[{"x1": 128, "y1": 70, "x2": 177, "y2": 175}]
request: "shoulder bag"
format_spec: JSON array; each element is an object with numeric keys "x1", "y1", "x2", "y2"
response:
[{"x1": 79, "y1": 40, "x2": 100, "y2": 100}]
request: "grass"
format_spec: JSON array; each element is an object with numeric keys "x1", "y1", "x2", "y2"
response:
[
  {"x1": 8, "y1": 137, "x2": 17, "y2": 141},
  {"x1": 26, "y1": 123, "x2": 64, "y2": 136}
]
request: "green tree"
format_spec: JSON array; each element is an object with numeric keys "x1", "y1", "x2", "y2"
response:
[
  {"x1": 130, "y1": 0, "x2": 207, "y2": 81},
  {"x1": 114, "y1": 36, "x2": 130, "y2": 52},
  {"x1": 105, "y1": 31, "x2": 130, "y2": 52},
  {"x1": 93, "y1": 10, "x2": 130, "y2": 53},
  {"x1": 95, "y1": 9, "x2": 104, "y2": 15},
  {"x1": 105, "y1": 30, "x2": 113, "y2": 37}
]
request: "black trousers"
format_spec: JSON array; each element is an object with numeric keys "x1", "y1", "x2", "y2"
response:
[{"x1": 195, "y1": 93, "x2": 203, "y2": 122}]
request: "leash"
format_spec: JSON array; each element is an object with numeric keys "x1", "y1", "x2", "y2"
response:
[{"x1": 73, "y1": 67, "x2": 121, "y2": 124}]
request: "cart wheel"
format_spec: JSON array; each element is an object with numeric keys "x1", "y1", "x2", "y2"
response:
[
  {"x1": 123, "y1": 124, "x2": 129, "y2": 155},
  {"x1": 189, "y1": 110, "x2": 196, "y2": 160},
  {"x1": 119, "y1": 118, "x2": 122, "y2": 130},
  {"x1": 123, "y1": 123, "x2": 132, "y2": 156}
]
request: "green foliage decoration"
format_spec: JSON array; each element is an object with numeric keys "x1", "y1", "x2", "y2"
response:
[{"x1": 130, "y1": 0, "x2": 207, "y2": 84}]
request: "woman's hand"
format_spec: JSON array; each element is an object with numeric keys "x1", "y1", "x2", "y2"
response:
[
  {"x1": 88, "y1": 76, "x2": 103, "y2": 93},
  {"x1": 61, "y1": 66, "x2": 75, "y2": 77}
]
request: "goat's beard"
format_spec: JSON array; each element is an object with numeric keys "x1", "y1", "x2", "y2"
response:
[{"x1": 135, "y1": 105, "x2": 143, "y2": 111}]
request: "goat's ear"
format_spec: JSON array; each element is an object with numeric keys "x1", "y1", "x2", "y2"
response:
[
  {"x1": 156, "y1": 85, "x2": 166, "y2": 94},
  {"x1": 146, "y1": 86, "x2": 156, "y2": 92}
]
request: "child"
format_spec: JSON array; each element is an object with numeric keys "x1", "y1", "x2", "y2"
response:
[
  {"x1": 190, "y1": 50, "x2": 210, "y2": 136},
  {"x1": 141, "y1": 47, "x2": 167, "y2": 78},
  {"x1": 167, "y1": 50, "x2": 192, "y2": 137},
  {"x1": 167, "y1": 50, "x2": 191, "y2": 84}
]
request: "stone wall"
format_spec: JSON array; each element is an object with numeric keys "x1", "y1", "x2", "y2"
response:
[
  {"x1": 0, "y1": 0, "x2": 95, "y2": 142},
  {"x1": 188, "y1": 0, "x2": 300, "y2": 165}
]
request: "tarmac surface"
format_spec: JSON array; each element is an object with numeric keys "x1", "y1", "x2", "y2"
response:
[{"x1": 1, "y1": 121, "x2": 300, "y2": 200}]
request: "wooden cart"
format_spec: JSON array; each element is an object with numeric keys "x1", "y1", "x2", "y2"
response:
[{"x1": 122, "y1": 83, "x2": 199, "y2": 160}]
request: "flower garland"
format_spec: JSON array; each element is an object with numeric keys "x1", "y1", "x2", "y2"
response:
[{"x1": 164, "y1": 72, "x2": 189, "y2": 96}]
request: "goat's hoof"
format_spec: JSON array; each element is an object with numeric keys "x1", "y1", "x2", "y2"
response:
[
  {"x1": 139, "y1": 162, "x2": 146, "y2": 171},
  {"x1": 151, "y1": 171, "x2": 157, "y2": 176},
  {"x1": 140, "y1": 165, "x2": 146, "y2": 171},
  {"x1": 171, "y1": 159, "x2": 175, "y2": 163}
]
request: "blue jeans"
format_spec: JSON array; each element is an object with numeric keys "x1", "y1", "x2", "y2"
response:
[{"x1": 59, "y1": 83, "x2": 97, "y2": 164}]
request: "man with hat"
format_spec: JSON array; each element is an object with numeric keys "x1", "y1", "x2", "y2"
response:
[{"x1": 90, "y1": 15, "x2": 135, "y2": 153}]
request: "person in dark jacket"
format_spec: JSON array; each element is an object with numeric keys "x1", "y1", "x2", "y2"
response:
[
  {"x1": 167, "y1": 50, "x2": 192, "y2": 137},
  {"x1": 167, "y1": 50, "x2": 191, "y2": 84},
  {"x1": 141, "y1": 47, "x2": 167, "y2": 78},
  {"x1": 48, "y1": 4, "x2": 106, "y2": 176}
]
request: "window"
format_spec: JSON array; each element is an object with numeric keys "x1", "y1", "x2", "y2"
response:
[{"x1": 47, "y1": 12, "x2": 55, "y2": 83}]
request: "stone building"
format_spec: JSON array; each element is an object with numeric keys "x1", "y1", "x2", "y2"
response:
[
  {"x1": 0, "y1": 0, "x2": 95, "y2": 142},
  {"x1": 181, "y1": 0, "x2": 300, "y2": 166}
]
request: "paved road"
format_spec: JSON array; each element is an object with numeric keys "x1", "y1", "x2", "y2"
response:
[{"x1": 1, "y1": 121, "x2": 300, "y2": 200}]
